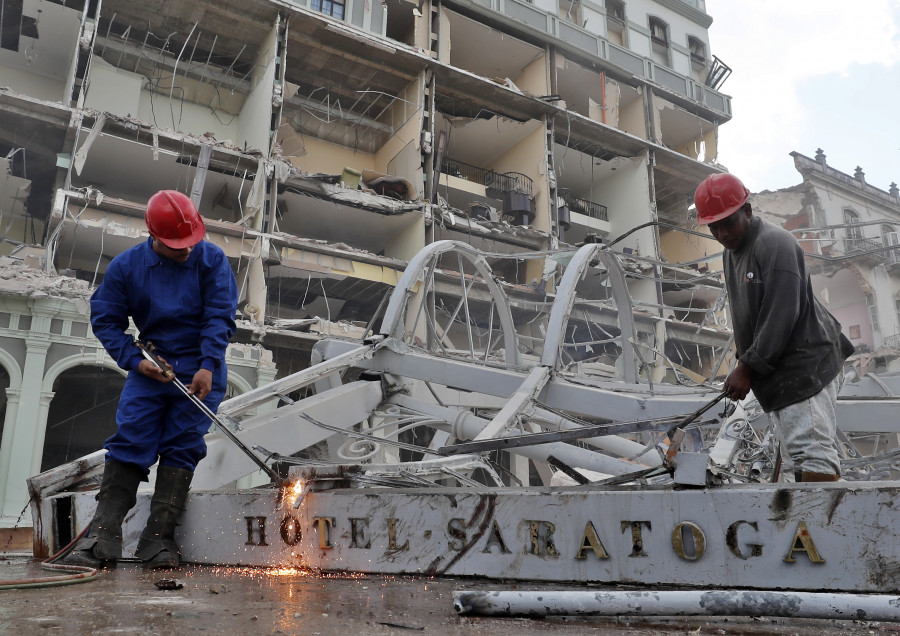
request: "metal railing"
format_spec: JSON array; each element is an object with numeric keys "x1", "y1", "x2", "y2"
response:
[
  {"x1": 441, "y1": 158, "x2": 534, "y2": 197},
  {"x1": 883, "y1": 334, "x2": 900, "y2": 350},
  {"x1": 486, "y1": 171, "x2": 533, "y2": 196},
  {"x1": 844, "y1": 236, "x2": 885, "y2": 260},
  {"x1": 441, "y1": 158, "x2": 493, "y2": 186},
  {"x1": 561, "y1": 191, "x2": 608, "y2": 222}
]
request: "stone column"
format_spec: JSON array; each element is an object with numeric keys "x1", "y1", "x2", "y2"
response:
[
  {"x1": 0, "y1": 388, "x2": 22, "y2": 523},
  {"x1": 30, "y1": 391, "x2": 56, "y2": 478},
  {"x1": 1, "y1": 338, "x2": 51, "y2": 523}
]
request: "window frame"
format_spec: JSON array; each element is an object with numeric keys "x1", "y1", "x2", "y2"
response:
[
  {"x1": 648, "y1": 16, "x2": 669, "y2": 46},
  {"x1": 311, "y1": 0, "x2": 346, "y2": 20}
]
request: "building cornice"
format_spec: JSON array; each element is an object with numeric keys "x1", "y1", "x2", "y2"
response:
[
  {"x1": 653, "y1": 0, "x2": 713, "y2": 29},
  {"x1": 792, "y1": 152, "x2": 900, "y2": 213}
]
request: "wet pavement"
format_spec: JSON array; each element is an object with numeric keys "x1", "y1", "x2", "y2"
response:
[{"x1": 0, "y1": 554, "x2": 897, "y2": 635}]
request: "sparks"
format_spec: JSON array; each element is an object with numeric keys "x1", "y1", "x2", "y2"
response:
[{"x1": 284, "y1": 479, "x2": 307, "y2": 508}]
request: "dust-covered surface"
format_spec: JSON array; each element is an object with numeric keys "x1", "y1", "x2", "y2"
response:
[
  {"x1": 0, "y1": 257, "x2": 92, "y2": 302},
  {"x1": 0, "y1": 555, "x2": 896, "y2": 635}
]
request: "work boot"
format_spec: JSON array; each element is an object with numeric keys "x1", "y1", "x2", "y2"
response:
[
  {"x1": 799, "y1": 471, "x2": 840, "y2": 482},
  {"x1": 135, "y1": 466, "x2": 193, "y2": 570},
  {"x1": 62, "y1": 459, "x2": 144, "y2": 567}
]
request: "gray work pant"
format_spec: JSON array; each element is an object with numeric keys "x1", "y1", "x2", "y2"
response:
[{"x1": 768, "y1": 374, "x2": 842, "y2": 476}]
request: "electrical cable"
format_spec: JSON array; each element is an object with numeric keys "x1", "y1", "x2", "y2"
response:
[{"x1": 0, "y1": 526, "x2": 100, "y2": 590}]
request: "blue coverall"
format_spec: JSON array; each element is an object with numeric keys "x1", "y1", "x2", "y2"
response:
[{"x1": 90, "y1": 238, "x2": 238, "y2": 473}]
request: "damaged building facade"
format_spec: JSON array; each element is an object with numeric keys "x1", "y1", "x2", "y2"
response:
[
  {"x1": 753, "y1": 150, "x2": 900, "y2": 375},
  {"x1": 0, "y1": 0, "x2": 732, "y2": 529}
]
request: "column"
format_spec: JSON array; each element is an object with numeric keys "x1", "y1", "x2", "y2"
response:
[
  {"x1": 0, "y1": 389, "x2": 22, "y2": 523},
  {"x1": 1, "y1": 338, "x2": 50, "y2": 523}
]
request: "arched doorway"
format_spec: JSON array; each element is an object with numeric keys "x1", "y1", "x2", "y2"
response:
[{"x1": 42, "y1": 366, "x2": 125, "y2": 472}]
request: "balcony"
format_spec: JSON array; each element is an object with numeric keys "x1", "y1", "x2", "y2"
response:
[
  {"x1": 485, "y1": 171, "x2": 534, "y2": 198},
  {"x1": 440, "y1": 158, "x2": 535, "y2": 224},
  {"x1": 560, "y1": 190, "x2": 608, "y2": 222},
  {"x1": 556, "y1": 188, "x2": 610, "y2": 243},
  {"x1": 884, "y1": 334, "x2": 900, "y2": 350},
  {"x1": 442, "y1": 158, "x2": 533, "y2": 196},
  {"x1": 843, "y1": 236, "x2": 885, "y2": 264}
]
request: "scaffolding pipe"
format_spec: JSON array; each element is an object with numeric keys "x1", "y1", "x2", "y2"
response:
[{"x1": 453, "y1": 590, "x2": 900, "y2": 621}]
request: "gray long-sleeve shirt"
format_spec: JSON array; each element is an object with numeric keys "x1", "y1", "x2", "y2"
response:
[{"x1": 724, "y1": 216, "x2": 854, "y2": 412}]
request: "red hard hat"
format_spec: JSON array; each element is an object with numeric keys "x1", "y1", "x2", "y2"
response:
[
  {"x1": 145, "y1": 190, "x2": 206, "y2": 249},
  {"x1": 694, "y1": 173, "x2": 750, "y2": 225}
]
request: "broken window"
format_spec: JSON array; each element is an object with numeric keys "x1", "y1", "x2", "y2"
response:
[
  {"x1": 648, "y1": 17, "x2": 670, "y2": 67},
  {"x1": 688, "y1": 36, "x2": 706, "y2": 65},
  {"x1": 384, "y1": 0, "x2": 417, "y2": 45},
  {"x1": 866, "y1": 294, "x2": 880, "y2": 334},
  {"x1": 605, "y1": 0, "x2": 625, "y2": 46},
  {"x1": 885, "y1": 226, "x2": 900, "y2": 265},
  {"x1": 606, "y1": 0, "x2": 625, "y2": 21},
  {"x1": 312, "y1": 0, "x2": 346, "y2": 20},
  {"x1": 843, "y1": 208, "x2": 863, "y2": 252},
  {"x1": 649, "y1": 17, "x2": 668, "y2": 45},
  {"x1": 560, "y1": 0, "x2": 583, "y2": 26},
  {"x1": 0, "y1": 0, "x2": 24, "y2": 52},
  {"x1": 42, "y1": 366, "x2": 124, "y2": 472},
  {"x1": 844, "y1": 208, "x2": 862, "y2": 236}
]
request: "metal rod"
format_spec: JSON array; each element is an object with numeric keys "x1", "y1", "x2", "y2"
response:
[
  {"x1": 458, "y1": 254, "x2": 475, "y2": 359},
  {"x1": 453, "y1": 589, "x2": 900, "y2": 621},
  {"x1": 169, "y1": 23, "x2": 198, "y2": 128},
  {"x1": 437, "y1": 413, "x2": 705, "y2": 456},
  {"x1": 546, "y1": 455, "x2": 589, "y2": 484},
  {"x1": 134, "y1": 340, "x2": 283, "y2": 485},
  {"x1": 298, "y1": 412, "x2": 439, "y2": 456}
]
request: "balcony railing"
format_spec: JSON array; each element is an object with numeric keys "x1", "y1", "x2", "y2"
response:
[
  {"x1": 441, "y1": 158, "x2": 493, "y2": 186},
  {"x1": 441, "y1": 158, "x2": 534, "y2": 197},
  {"x1": 883, "y1": 334, "x2": 900, "y2": 350},
  {"x1": 844, "y1": 236, "x2": 885, "y2": 261},
  {"x1": 486, "y1": 171, "x2": 533, "y2": 197},
  {"x1": 561, "y1": 191, "x2": 608, "y2": 222}
]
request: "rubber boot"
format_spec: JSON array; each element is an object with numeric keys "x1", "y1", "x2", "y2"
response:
[
  {"x1": 799, "y1": 471, "x2": 840, "y2": 482},
  {"x1": 135, "y1": 466, "x2": 193, "y2": 570},
  {"x1": 62, "y1": 460, "x2": 144, "y2": 567}
]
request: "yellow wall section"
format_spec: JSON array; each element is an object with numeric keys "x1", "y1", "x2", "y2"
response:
[
  {"x1": 287, "y1": 137, "x2": 376, "y2": 175},
  {"x1": 513, "y1": 55, "x2": 549, "y2": 97}
]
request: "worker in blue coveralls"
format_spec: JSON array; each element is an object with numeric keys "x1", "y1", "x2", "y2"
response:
[{"x1": 64, "y1": 190, "x2": 238, "y2": 570}]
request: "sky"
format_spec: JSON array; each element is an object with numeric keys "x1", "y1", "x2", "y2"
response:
[{"x1": 704, "y1": 0, "x2": 900, "y2": 195}]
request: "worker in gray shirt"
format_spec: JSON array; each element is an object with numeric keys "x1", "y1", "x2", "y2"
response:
[{"x1": 695, "y1": 173, "x2": 854, "y2": 482}]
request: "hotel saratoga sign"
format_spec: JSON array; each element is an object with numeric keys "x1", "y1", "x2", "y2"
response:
[
  {"x1": 159, "y1": 484, "x2": 900, "y2": 591},
  {"x1": 258, "y1": 511, "x2": 823, "y2": 564}
]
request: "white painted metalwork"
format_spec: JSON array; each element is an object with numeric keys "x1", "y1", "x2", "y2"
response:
[
  {"x1": 453, "y1": 590, "x2": 900, "y2": 620},
  {"x1": 379, "y1": 240, "x2": 519, "y2": 367},
  {"x1": 541, "y1": 243, "x2": 637, "y2": 382}
]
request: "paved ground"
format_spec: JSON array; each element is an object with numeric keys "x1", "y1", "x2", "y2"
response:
[{"x1": 0, "y1": 554, "x2": 896, "y2": 635}]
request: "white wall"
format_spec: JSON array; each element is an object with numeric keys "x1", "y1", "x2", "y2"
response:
[
  {"x1": 237, "y1": 22, "x2": 279, "y2": 155},
  {"x1": 84, "y1": 57, "x2": 143, "y2": 117}
]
